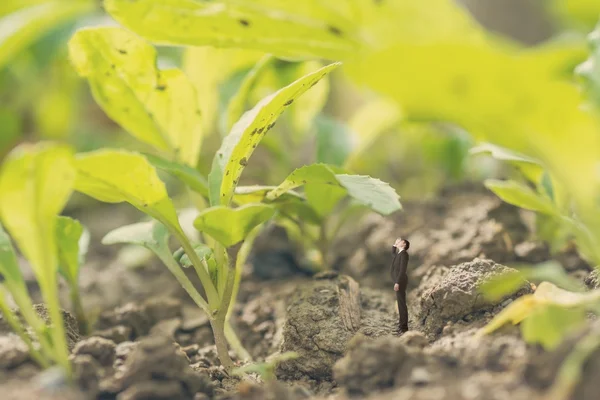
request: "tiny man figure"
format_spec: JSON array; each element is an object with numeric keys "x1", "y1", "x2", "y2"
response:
[{"x1": 391, "y1": 238, "x2": 410, "y2": 334}]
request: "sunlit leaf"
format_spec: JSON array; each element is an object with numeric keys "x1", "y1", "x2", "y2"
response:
[
  {"x1": 0, "y1": 0, "x2": 95, "y2": 70},
  {"x1": 104, "y1": 0, "x2": 358, "y2": 60},
  {"x1": 74, "y1": 149, "x2": 183, "y2": 233},
  {"x1": 304, "y1": 183, "x2": 347, "y2": 219},
  {"x1": 470, "y1": 143, "x2": 544, "y2": 184},
  {"x1": 194, "y1": 204, "x2": 276, "y2": 247},
  {"x1": 484, "y1": 179, "x2": 557, "y2": 215},
  {"x1": 0, "y1": 142, "x2": 75, "y2": 277},
  {"x1": 521, "y1": 304, "x2": 586, "y2": 350},
  {"x1": 144, "y1": 153, "x2": 208, "y2": 197},
  {"x1": 68, "y1": 27, "x2": 202, "y2": 166},
  {"x1": 209, "y1": 62, "x2": 340, "y2": 206},
  {"x1": 55, "y1": 216, "x2": 88, "y2": 284}
]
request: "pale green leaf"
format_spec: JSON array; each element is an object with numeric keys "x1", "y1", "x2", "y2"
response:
[
  {"x1": 485, "y1": 179, "x2": 557, "y2": 215},
  {"x1": 0, "y1": 142, "x2": 75, "y2": 277},
  {"x1": 194, "y1": 204, "x2": 276, "y2": 247},
  {"x1": 225, "y1": 55, "x2": 273, "y2": 132},
  {"x1": 315, "y1": 116, "x2": 353, "y2": 167},
  {"x1": 304, "y1": 183, "x2": 347, "y2": 219},
  {"x1": 521, "y1": 304, "x2": 586, "y2": 350},
  {"x1": 209, "y1": 62, "x2": 341, "y2": 206},
  {"x1": 74, "y1": 149, "x2": 183, "y2": 233},
  {"x1": 102, "y1": 221, "x2": 160, "y2": 248},
  {"x1": 470, "y1": 143, "x2": 544, "y2": 184},
  {"x1": 0, "y1": 223, "x2": 26, "y2": 287},
  {"x1": 103, "y1": 0, "x2": 358, "y2": 60},
  {"x1": 144, "y1": 153, "x2": 208, "y2": 197},
  {"x1": 179, "y1": 244, "x2": 213, "y2": 269},
  {"x1": 68, "y1": 27, "x2": 202, "y2": 166},
  {"x1": 55, "y1": 216, "x2": 86, "y2": 283},
  {"x1": 0, "y1": 0, "x2": 95, "y2": 70},
  {"x1": 266, "y1": 164, "x2": 402, "y2": 216}
]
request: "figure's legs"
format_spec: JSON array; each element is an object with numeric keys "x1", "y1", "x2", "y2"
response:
[{"x1": 396, "y1": 288, "x2": 408, "y2": 332}]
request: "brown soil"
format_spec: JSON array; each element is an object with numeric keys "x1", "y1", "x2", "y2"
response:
[{"x1": 0, "y1": 186, "x2": 597, "y2": 400}]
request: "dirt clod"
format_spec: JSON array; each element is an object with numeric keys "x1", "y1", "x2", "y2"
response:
[
  {"x1": 416, "y1": 258, "x2": 531, "y2": 337},
  {"x1": 72, "y1": 336, "x2": 116, "y2": 367}
]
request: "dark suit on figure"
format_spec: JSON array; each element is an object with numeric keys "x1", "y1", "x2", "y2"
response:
[{"x1": 390, "y1": 247, "x2": 409, "y2": 332}]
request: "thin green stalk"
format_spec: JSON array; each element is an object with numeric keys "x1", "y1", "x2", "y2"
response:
[
  {"x1": 69, "y1": 285, "x2": 89, "y2": 336},
  {"x1": 10, "y1": 286, "x2": 55, "y2": 361},
  {"x1": 156, "y1": 251, "x2": 211, "y2": 315},
  {"x1": 173, "y1": 230, "x2": 220, "y2": 311},
  {"x1": 40, "y1": 277, "x2": 71, "y2": 378},
  {"x1": 225, "y1": 321, "x2": 251, "y2": 362},
  {"x1": 0, "y1": 286, "x2": 49, "y2": 368}
]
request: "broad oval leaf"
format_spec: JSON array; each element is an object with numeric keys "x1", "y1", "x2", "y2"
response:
[
  {"x1": 194, "y1": 204, "x2": 276, "y2": 247},
  {"x1": 0, "y1": 142, "x2": 75, "y2": 277},
  {"x1": 68, "y1": 27, "x2": 203, "y2": 166},
  {"x1": 470, "y1": 143, "x2": 544, "y2": 184},
  {"x1": 209, "y1": 62, "x2": 341, "y2": 206},
  {"x1": 266, "y1": 164, "x2": 402, "y2": 216},
  {"x1": 484, "y1": 179, "x2": 557, "y2": 215},
  {"x1": 104, "y1": 0, "x2": 358, "y2": 60},
  {"x1": 0, "y1": 0, "x2": 95, "y2": 70},
  {"x1": 102, "y1": 220, "x2": 165, "y2": 248},
  {"x1": 56, "y1": 216, "x2": 88, "y2": 284},
  {"x1": 74, "y1": 150, "x2": 183, "y2": 233}
]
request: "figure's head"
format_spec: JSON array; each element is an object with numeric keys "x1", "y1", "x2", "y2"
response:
[{"x1": 394, "y1": 238, "x2": 410, "y2": 251}]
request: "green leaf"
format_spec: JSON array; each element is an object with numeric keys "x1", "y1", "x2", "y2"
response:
[
  {"x1": 68, "y1": 27, "x2": 203, "y2": 166},
  {"x1": 266, "y1": 164, "x2": 402, "y2": 216},
  {"x1": 521, "y1": 304, "x2": 586, "y2": 350},
  {"x1": 74, "y1": 149, "x2": 183, "y2": 234},
  {"x1": 485, "y1": 179, "x2": 557, "y2": 215},
  {"x1": 102, "y1": 220, "x2": 163, "y2": 248},
  {"x1": 470, "y1": 143, "x2": 544, "y2": 184},
  {"x1": 315, "y1": 116, "x2": 353, "y2": 167},
  {"x1": 0, "y1": 142, "x2": 75, "y2": 277},
  {"x1": 103, "y1": 0, "x2": 358, "y2": 60},
  {"x1": 144, "y1": 153, "x2": 208, "y2": 197},
  {"x1": 0, "y1": 0, "x2": 95, "y2": 70},
  {"x1": 209, "y1": 62, "x2": 340, "y2": 206},
  {"x1": 194, "y1": 204, "x2": 276, "y2": 247},
  {"x1": 233, "y1": 185, "x2": 304, "y2": 204},
  {"x1": 0, "y1": 223, "x2": 26, "y2": 287},
  {"x1": 225, "y1": 55, "x2": 273, "y2": 133},
  {"x1": 304, "y1": 183, "x2": 347, "y2": 219},
  {"x1": 55, "y1": 216, "x2": 87, "y2": 284}
]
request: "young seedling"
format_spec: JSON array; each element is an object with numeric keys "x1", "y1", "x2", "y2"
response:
[
  {"x1": 68, "y1": 26, "x2": 339, "y2": 370},
  {"x1": 0, "y1": 143, "x2": 77, "y2": 378},
  {"x1": 232, "y1": 351, "x2": 299, "y2": 382}
]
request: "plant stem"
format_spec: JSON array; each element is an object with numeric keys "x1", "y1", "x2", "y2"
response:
[
  {"x1": 210, "y1": 317, "x2": 234, "y2": 371},
  {"x1": 69, "y1": 285, "x2": 89, "y2": 336},
  {"x1": 157, "y1": 250, "x2": 211, "y2": 315},
  {"x1": 224, "y1": 321, "x2": 251, "y2": 361},
  {"x1": 173, "y1": 230, "x2": 220, "y2": 311},
  {"x1": 0, "y1": 286, "x2": 49, "y2": 368},
  {"x1": 40, "y1": 277, "x2": 71, "y2": 379}
]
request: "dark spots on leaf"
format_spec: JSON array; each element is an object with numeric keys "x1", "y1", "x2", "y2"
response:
[
  {"x1": 252, "y1": 144, "x2": 256, "y2": 148},
  {"x1": 326, "y1": 181, "x2": 334, "y2": 184},
  {"x1": 196, "y1": 109, "x2": 202, "y2": 115},
  {"x1": 310, "y1": 81, "x2": 318, "y2": 88},
  {"x1": 105, "y1": 71, "x2": 111, "y2": 77},
  {"x1": 450, "y1": 74, "x2": 470, "y2": 96},
  {"x1": 328, "y1": 25, "x2": 343, "y2": 37},
  {"x1": 143, "y1": 203, "x2": 148, "y2": 207},
  {"x1": 266, "y1": 122, "x2": 276, "y2": 131},
  {"x1": 222, "y1": 193, "x2": 225, "y2": 197},
  {"x1": 251, "y1": 128, "x2": 258, "y2": 135},
  {"x1": 256, "y1": 127, "x2": 265, "y2": 134},
  {"x1": 233, "y1": 179, "x2": 239, "y2": 185},
  {"x1": 117, "y1": 49, "x2": 127, "y2": 54},
  {"x1": 226, "y1": 170, "x2": 230, "y2": 176},
  {"x1": 302, "y1": 180, "x2": 307, "y2": 184},
  {"x1": 123, "y1": 107, "x2": 130, "y2": 113},
  {"x1": 219, "y1": 153, "x2": 223, "y2": 158},
  {"x1": 111, "y1": 64, "x2": 116, "y2": 69},
  {"x1": 238, "y1": 19, "x2": 250, "y2": 27},
  {"x1": 283, "y1": 99, "x2": 294, "y2": 106},
  {"x1": 239, "y1": 157, "x2": 247, "y2": 166},
  {"x1": 156, "y1": 84, "x2": 167, "y2": 91}
]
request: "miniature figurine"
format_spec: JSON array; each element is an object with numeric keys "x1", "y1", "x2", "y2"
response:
[{"x1": 391, "y1": 238, "x2": 410, "y2": 334}]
